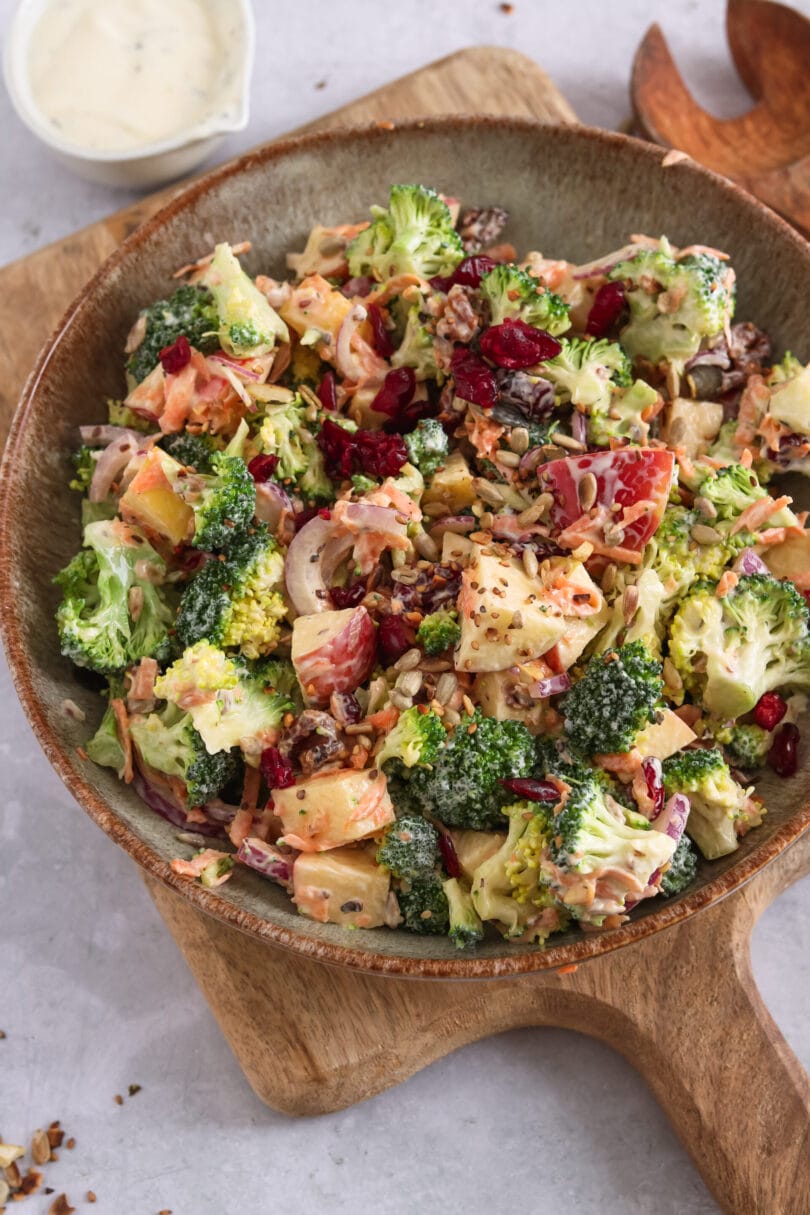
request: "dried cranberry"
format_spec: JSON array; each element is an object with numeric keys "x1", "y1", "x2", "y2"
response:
[
  {"x1": 438, "y1": 832, "x2": 462, "y2": 878},
  {"x1": 383, "y1": 393, "x2": 440, "y2": 436},
  {"x1": 293, "y1": 505, "x2": 320, "y2": 531},
  {"x1": 370, "y1": 367, "x2": 416, "y2": 416},
  {"x1": 260, "y1": 745, "x2": 295, "y2": 790},
  {"x1": 641, "y1": 756, "x2": 665, "y2": 819},
  {"x1": 479, "y1": 319, "x2": 562, "y2": 370},
  {"x1": 247, "y1": 454, "x2": 279, "y2": 483},
  {"x1": 804, "y1": 590, "x2": 810, "y2": 611},
  {"x1": 367, "y1": 302, "x2": 395, "y2": 358},
  {"x1": 768, "y1": 722, "x2": 800, "y2": 777},
  {"x1": 451, "y1": 255, "x2": 497, "y2": 289},
  {"x1": 586, "y1": 282, "x2": 626, "y2": 338},
  {"x1": 317, "y1": 371, "x2": 338, "y2": 412},
  {"x1": 753, "y1": 691, "x2": 788, "y2": 731},
  {"x1": 341, "y1": 275, "x2": 374, "y2": 298},
  {"x1": 378, "y1": 614, "x2": 412, "y2": 666},
  {"x1": 450, "y1": 347, "x2": 497, "y2": 408},
  {"x1": 499, "y1": 777, "x2": 560, "y2": 802},
  {"x1": 329, "y1": 582, "x2": 366, "y2": 609},
  {"x1": 429, "y1": 273, "x2": 454, "y2": 293},
  {"x1": 317, "y1": 418, "x2": 408, "y2": 480},
  {"x1": 354, "y1": 430, "x2": 408, "y2": 477},
  {"x1": 159, "y1": 334, "x2": 192, "y2": 374}
]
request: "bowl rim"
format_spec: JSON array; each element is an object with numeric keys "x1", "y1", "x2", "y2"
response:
[
  {"x1": 2, "y1": 0, "x2": 255, "y2": 163},
  {"x1": 2, "y1": 114, "x2": 809, "y2": 979}
]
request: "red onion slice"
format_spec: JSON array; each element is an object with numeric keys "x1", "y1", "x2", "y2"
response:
[
  {"x1": 255, "y1": 480, "x2": 295, "y2": 544},
  {"x1": 733, "y1": 548, "x2": 770, "y2": 576},
  {"x1": 642, "y1": 756, "x2": 665, "y2": 820},
  {"x1": 89, "y1": 433, "x2": 143, "y2": 502},
  {"x1": 237, "y1": 837, "x2": 296, "y2": 889},
  {"x1": 285, "y1": 502, "x2": 407, "y2": 615},
  {"x1": 208, "y1": 353, "x2": 263, "y2": 382},
  {"x1": 131, "y1": 769, "x2": 224, "y2": 837},
  {"x1": 80, "y1": 424, "x2": 144, "y2": 447},
  {"x1": 652, "y1": 792, "x2": 690, "y2": 844},
  {"x1": 527, "y1": 672, "x2": 572, "y2": 699},
  {"x1": 571, "y1": 411, "x2": 588, "y2": 447}
]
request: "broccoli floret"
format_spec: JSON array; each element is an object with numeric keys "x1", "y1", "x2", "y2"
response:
[
  {"x1": 416, "y1": 609, "x2": 461, "y2": 656},
  {"x1": 85, "y1": 684, "x2": 126, "y2": 776},
  {"x1": 129, "y1": 701, "x2": 241, "y2": 806},
  {"x1": 396, "y1": 871, "x2": 450, "y2": 935},
  {"x1": 376, "y1": 815, "x2": 440, "y2": 878},
  {"x1": 199, "y1": 853, "x2": 235, "y2": 888},
  {"x1": 257, "y1": 397, "x2": 337, "y2": 503},
  {"x1": 201, "y1": 242, "x2": 288, "y2": 357},
  {"x1": 375, "y1": 705, "x2": 446, "y2": 772},
  {"x1": 648, "y1": 504, "x2": 741, "y2": 621},
  {"x1": 69, "y1": 446, "x2": 97, "y2": 493},
  {"x1": 548, "y1": 775, "x2": 676, "y2": 923},
  {"x1": 107, "y1": 398, "x2": 153, "y2": 431},
  {"x1": 399, "y1": 710, "x2": 536, "y2": 829},
  {"x1": 659, "y1": 834, "x2": 698, "y2": 897},
  {"x1": 589, "y1": 379, "x2": 661, "y2": 447},
  {"x1": 155, "y1": 640, "x2": 291, "y2": 759},
  {"x1": 443, "y1": 878, "x2": 484, "y2": 949},
  {"x1": 688, "y1": 462, "x2": 798, "y2": 530},
  {"x1": 55, "y1": 519, "x2": 174, "y2": 674},
  {"x1": 259, "y1": 657, "x2": 304, "y2": 711},
  {"x1": 608, "y1": 240, "x2": 735, "y2": 365},
  {"x1": 668, "y1": 573, "x2": 810, "y2": 719},
  {"x1": 390, "y1": 298, "x2": 439, "y2": 380},
  {"x1": 404, "y1": 419, "x2": 449, "y2": 479},
  {"x1": 126, "y1": 284, "x2": 219, "y2": 383},
  {"x1": 347, "y1": 184, "x2": 464, "y2": 281},
  {"x1": 765, "y1": 353, "x2": 810, "y2": 439},
  {"x1": 479, "y1": 263, "x2": 571, "y2": 336},
  {"x1": 184, "y1": 450, "x2": 256, "y2": 551},
  {"x1": 726, "y1": 723, "x2": 771, "y2": 769},
  {"x1": 160, "y1": 431, "x2": 217, "y2": 473},
  {"x1": 351, "y1": 473, "x2": 378, "y2": 495},
  {"x1": 662, "y1": 747, "x2": 763, "y2": 859},
  {"x1": 562, "y1": 641, "x2": 663, "y2": 757},
  {"x1": 470, "y1": 801, "x2": 569, "y2": 943},
  {"x1": 176, "y1": 524, "x2": 287, "y2": 659},
  {"x1": 543, "y1": 336, "x2": 632, "y2": 407}
]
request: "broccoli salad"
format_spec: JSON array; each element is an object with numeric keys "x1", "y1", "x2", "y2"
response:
[{"x1": 58, "y1": 184, "x2": 810, "y2": 949}]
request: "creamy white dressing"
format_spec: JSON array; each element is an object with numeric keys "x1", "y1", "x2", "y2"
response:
[{"x1": 27, "y1": 0, "x2": 243, "y2": 153}]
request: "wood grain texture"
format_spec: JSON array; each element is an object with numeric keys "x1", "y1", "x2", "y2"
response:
[
  {"x1": 3, "y1": 47, "x2": 809, "y2": 1214},
  {"x1": 631, "y1": 1, "x2": 810, "y2": 232},
  {"x1": 0, "y1": 47, "x2": 574, "y2": 432},
  {"x1": 146, "y1": 825, "x2": 810, "y2": 1214}
]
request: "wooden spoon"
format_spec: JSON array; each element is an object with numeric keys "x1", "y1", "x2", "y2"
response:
[{"x1": 632, "y1": 0, "x2": 810, "y2": 232}]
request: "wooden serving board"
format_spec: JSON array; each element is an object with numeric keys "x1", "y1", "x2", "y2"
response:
[{"x1": 2, "y1": 48, "x2": 809, "y2": 1215}]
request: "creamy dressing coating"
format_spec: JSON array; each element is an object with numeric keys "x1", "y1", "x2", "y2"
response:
[{"x1": 28, "y1": 0, "x2": 242, "y2": 152}]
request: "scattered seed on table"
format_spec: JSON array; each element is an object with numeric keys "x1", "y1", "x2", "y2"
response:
[
  {"x1": 113, "y1": 1095, "x2": 123, "y2": 1106},
  {"x1": 127, "y1": 1084, "x2": 142, "y2": 1097}
]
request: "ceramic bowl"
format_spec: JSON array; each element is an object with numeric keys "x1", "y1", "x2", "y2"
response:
[
  {"x1": 3, "y1": 0, "x2": 255, "y2": 188},
  {"x1": 2, "y1": 118, "x2": 809, "y2": 978}
]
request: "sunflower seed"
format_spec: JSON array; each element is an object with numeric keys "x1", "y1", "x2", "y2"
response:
[
  {"x1": 518, "y1": 492, "x2": 553, "y2": 526},
  {"x1": 473, "y1": 478, "x2": 505, "y2": 506},
  {"x1": 389, "y1": 689, "x2": 414, "y2": 711},
  {"x1": 423, "y1": 500, "x2": 450, "y2": 518},
  {"x1": 578, "y1": 471, "x2": 598, "y2": 512},
  {"x1": 390, "y1": 567, "x2": 419, "y2": 584},
  {"x1": 479, "y1": 510, "x2": 494, "y2": 530},
  {"x1": 663, "y1": 657, "x2": 683, "y2": 690},
  {"x1": 443, "y1": 707, "x2": 461, "y2": 726},
  {"x1": 396, "y1": 670, "x2": 423, "y2": 698},
  {"x1": 497, "y1": 450, "x2": 521, "y2": 468},
  {"x1": 414, "y1": 531, "x2": 439, "y2": 561},
  {"x1": 622, "y1": 585, "x2": 639, "y2": 625},
  {"x1": 435, "y1": 672, "x2": 458, "y2": 704},
  {"x1": 694, "y1": 496, "x2": 718, "y2": 520},
  {"x1": 31, "y1": 1130, "x2": 50, "y2": 1166},
  {"x1": 522, "y1": 547, "x2": 539, "y2": 578},
  {"x1": 601, "y1": 562, "x2": 618, "y2": 592},
  {"x1": 393, "y1": 647, "x2": 422, "y2": 672},
  {"x1": 690, "y1": 523, "x2": 723, "y2": 545},
  {"x1": 552, "y1": 432, "x2": 586, "y2": 452},
  {"x1": 509, "y1": 426, "x2": 530, "y2": 454}
]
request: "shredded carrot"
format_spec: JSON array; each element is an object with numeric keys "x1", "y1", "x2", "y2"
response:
[
  {"x1": 593, "y1": 748, "x2": 643, "y2": 775},
  {"x1": 366, "y1": 706, "x2": 400, "y2": 732},
  {"x1": 228, "y1": 808, "x2": 254, "y2": 849},
  {"x1": 110, "y1": 698, "x2": 133, "y2": 784},
  {"x1": 730, "y1": 494, "x2": 791, "y2": 535},
  {"x1": 740, "y1": 448, "x2": 754, "y2": 468},
  {"x1": 556, "y1": 964, "x2": 579, "y2": 975},
  {"x1": 241, "y1": 764, "x2": 261, "y2": 811},
  {"x1": 170, "y1": 848, "x2": 229, "y2": 879},
  {"x1": 716, "y1": 570, "x2": 739, "y2": 598}
]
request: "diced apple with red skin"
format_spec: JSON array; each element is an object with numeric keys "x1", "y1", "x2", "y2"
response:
[
  {"x1": 539, "y1": 448, "x2": 674, "y2": 558},
  {"x1": 119, "y1": 447, "x2": 193, "y2": 547},
  {"x1": 291, "y1": 606, "x2": 377, "y2": 706},
  {"x1": 274, "y1": 767, "x2": 395, "y2": 851},
  {"x1": 293, "y1": 845, "x2": 391, "y2": 929}
]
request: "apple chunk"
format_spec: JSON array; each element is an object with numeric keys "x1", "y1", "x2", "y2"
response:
[
  {"x1": 119, "y1": 447, "x2": 193, "y2": 547},
  {"x1": 291, "y1": 605, "x2": 376, "y2": 705},
  {"x1": 274, "y1": 767, "x2": 395, "y2": 851},
  {"x1": 293, "y1": 845, "x2": 391, "y2": 928}
]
